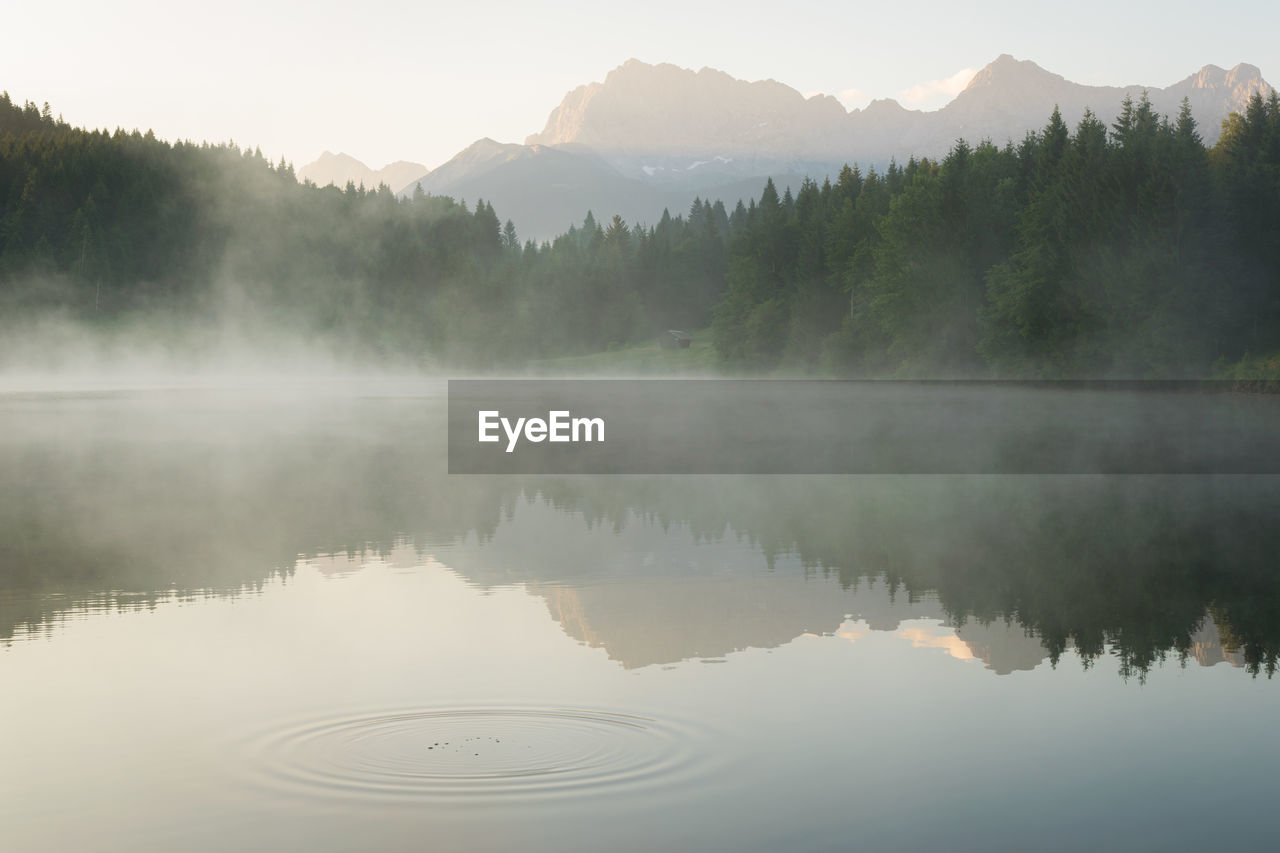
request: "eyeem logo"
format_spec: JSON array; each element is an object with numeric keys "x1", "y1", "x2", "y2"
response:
[{"x1": 478, "y1": 410, "x2": 605, "y2": 453}]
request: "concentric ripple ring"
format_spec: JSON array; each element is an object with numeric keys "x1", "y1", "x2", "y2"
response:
[{"x1": 237, "y1": 706, "x2": 710, "y2": 803}]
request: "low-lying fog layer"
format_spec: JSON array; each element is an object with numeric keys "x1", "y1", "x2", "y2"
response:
[
  {"x1": 3, "y1": 387, "x2": 1279, "y2": 853},
  {"x1": 3, "y1": 386, "x2": 1279, "y2": 672},
  {"x1": 0, "y1": 308, "x2": 442, "y2": 392}
]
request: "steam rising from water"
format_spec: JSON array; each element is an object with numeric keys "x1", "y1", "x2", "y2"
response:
[{"x1": 0, "y1": 306, "x2": 444, "y2": 393}]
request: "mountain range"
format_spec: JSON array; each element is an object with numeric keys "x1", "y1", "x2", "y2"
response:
[
  {"x1": 296, "y1": 151, "x2": 428, "y2": 194},
  {"x1": 301, "y1": 55, "x2": 1274, "y2": 241}
]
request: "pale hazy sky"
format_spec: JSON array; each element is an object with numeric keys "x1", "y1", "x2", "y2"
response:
[{"x1": 4, "y1": 1, "x2": 1276, "y2": 171}]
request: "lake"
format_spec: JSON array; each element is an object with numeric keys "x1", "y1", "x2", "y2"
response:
[{"x1": 2, "y1": 382, "x2": 1278, "y2": 852}]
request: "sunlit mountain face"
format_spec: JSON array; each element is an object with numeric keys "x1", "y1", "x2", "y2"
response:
[{"x1": 366, "y1": 55, "x2": 1276, "y2": 239}]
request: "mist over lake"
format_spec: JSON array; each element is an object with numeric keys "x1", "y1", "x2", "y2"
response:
[
  {"x1": 2, "y1": 385, "x2": 1278, "y2": 851},
  {"x1": 5, "y1": 12, "x2": 1280, "y2": 849}
]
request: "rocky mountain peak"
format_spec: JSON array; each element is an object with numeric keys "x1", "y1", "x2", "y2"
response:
[
  {"x1": 1226, "y1": 62, "x2": 1263, "y2": 84},
  {"x1": 1190, "y1": 62, "x2": 1266, "y2": 90},
  {"x1": 525, "y1": 59, "x2": 839, "y2": 156},
  {"x1": 858, "y1": 97, "x2": 910, "y2": 114},
  {"x1": 962, "y1": 54, "x2": 1062, "y2": 95}
]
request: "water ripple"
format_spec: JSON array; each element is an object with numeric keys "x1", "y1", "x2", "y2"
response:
[{"x1": 236, "y1": 706, "x2": 714, "y2": 803}]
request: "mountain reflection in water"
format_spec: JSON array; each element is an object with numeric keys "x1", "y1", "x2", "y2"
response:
[
  {"x1": 2, "y1": 389, "x2": 1277, "y2": 680},
  {"x1": 5, "y1": 388, "x2": 1280, "y2": 853}
]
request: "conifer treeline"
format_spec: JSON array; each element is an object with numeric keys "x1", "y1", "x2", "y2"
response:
[
  {"x1": 715, "y1": 93, "x2": 1280, "y2": 376},
  {"x1": 2, "y1": 90, "x2": 1278, "y2": 374},
  {"x1": 0, "y1": 93, "x2": 727, "y2": 365}
]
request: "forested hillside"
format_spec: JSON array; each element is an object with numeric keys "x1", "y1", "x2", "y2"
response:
[
  {"x1": 715, "y1": 94, "x2": 1280, "y2": 376},
  {"x1": 2, "y1": 90, "x2": 1278, "y2": 375},
  {"x1": 0, "y1": 93, "x2": 725, "y2": 366}
]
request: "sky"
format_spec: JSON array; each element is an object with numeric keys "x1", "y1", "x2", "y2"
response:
[{"x1": 4, "y1": 0, "x2": 1277, "y2": 171}]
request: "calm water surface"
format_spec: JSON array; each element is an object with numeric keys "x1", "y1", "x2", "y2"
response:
[{"x1": 2, "y1": 384, "x2": 1278, "y2": 852}]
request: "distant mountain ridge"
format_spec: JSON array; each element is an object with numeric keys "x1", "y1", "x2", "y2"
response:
[
  {"x1": 296, "y1": 151, "x2": 427, "y2": 192},
  {"x1": 527, "y1": 60, "x2": 849, "y2": 163},
  {"x1": 527, "y1": 55, "x2": 1273, "y2": 172},
  {"x1": 301, "y1": 55, "x2": 1274, "y2": 240}
]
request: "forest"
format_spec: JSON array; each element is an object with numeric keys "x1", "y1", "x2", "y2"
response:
[{"x1": 1, "y1": 90, "x2": 1278, "y2": 376}]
